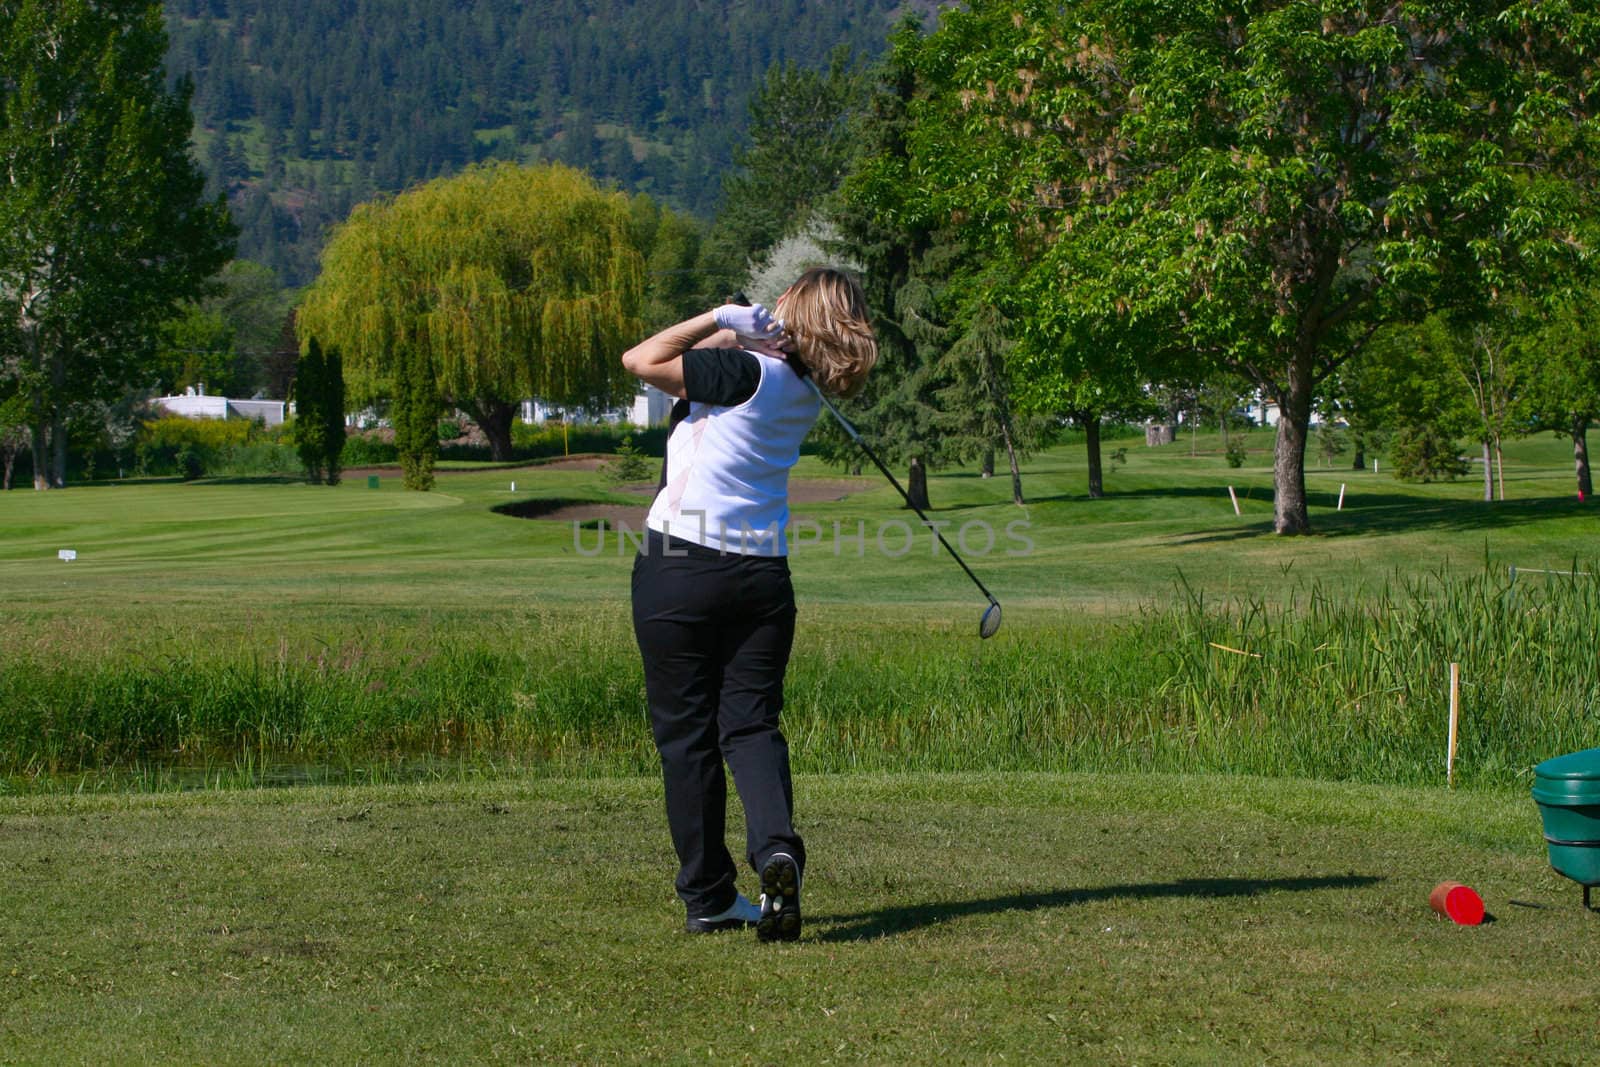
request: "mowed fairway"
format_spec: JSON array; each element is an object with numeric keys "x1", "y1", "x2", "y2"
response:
[
  {"x1": 1, "y1": 774, "x2": 1596, "y2": 1063},
  {"x1": 1, "y1": 429, "x2": 1595, "y2": 626},
  {"x1": 0, "y1": 431, "x2": 1597, "y2": 1061}
]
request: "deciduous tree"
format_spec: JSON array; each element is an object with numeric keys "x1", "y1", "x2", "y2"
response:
[
  {"x1": 892, "y1": 0, "x2": 1599, "y2": 532},
  {"x1": 1518, "y1": 292, "x2": 1600, "y2": 500},
  {"x1": 0, "y1": 0, "x2": 236, "y2": 488}
]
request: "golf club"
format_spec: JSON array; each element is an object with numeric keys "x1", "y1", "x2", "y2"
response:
[{"x1": 803, "y1": 377, "x2": 1003, "y2": 639}]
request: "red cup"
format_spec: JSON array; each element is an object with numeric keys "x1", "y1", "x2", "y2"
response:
[{"x1": 1429, "y1": 882, "x2": 1485, "y2": 925}]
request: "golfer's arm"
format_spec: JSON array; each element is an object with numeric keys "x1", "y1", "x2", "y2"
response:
[{"x1": 621, "y1": 311, "x2": 727, "y2": 398}]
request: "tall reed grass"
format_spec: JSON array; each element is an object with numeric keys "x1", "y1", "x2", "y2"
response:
[
  {"x1": 2, "y1": 564, "x2": 1594, "y2": 790},
  {"x1": 1148, "y1": 562, "x2": 1600, "y2": 784}
]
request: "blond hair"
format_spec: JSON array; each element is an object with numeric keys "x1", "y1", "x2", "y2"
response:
[{"x1": 776, "y1": 267, "x2": 877, "y2": 397}]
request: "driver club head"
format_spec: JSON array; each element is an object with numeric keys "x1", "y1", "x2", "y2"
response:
[{"x1": 979, "y1": 599, "x2": 1002, "y2": 639}]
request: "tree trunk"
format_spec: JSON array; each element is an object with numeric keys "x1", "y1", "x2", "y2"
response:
[
  {"x1": 47, "y1": 347, "x2": 68, "y2": 487},
  {"x1": 31, "y1": 420, "x2": 49, "y2": 491},
  {"x1": 998, "y1": 414, "x2": 1025, "y2": 506},
  {"x1": 3, "y1": 449, "x2": 14, "y2": 491},
  {"x1": 50, "y1": 412, "x2": 66, "y2": 488},
  {"x1": 1494, "y1": 437, "x2": 1505, "y2": 502},
  {"x1": 1352, "y1": 432, "x2": 1365, "y2": 472},
  {"x1": 1002, "y1": 431, "x2": 1025, "y2": 506},
  {"x1": 1481, "y1": 440, "x2": 1493, "y2": 502},
  {"x1": 460, "y1": 397, "x2": 517, "y2": 461},
  {"x1": 906, "y1": 455, "x2": 929, "y2": 511},
  {"x1": 980, "y1": 448, "x2": 994, "y2": 478},
  {"x1": 1272, "y1": 370, "x2": 1313, "y2": 534},
  {"x1": 1083, "y1": 413, "x2": 1104, "y2": 499},
  {"x1": 1574, "y1": 415, "x2": 1592, "y2": 500},
  {"x1": 20, "y1": 309, "x2": 50, "y2": 491}
]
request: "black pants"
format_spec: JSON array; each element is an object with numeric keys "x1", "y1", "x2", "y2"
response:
[{"x1": 631, "y1": 531, "x2": 805, "y2": 918}]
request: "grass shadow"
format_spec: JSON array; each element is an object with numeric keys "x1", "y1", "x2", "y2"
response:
[
  {"x1": 1165, "y1": 496, "x2": 1591, "y2": 545},
  {"x1": 813, "y1": 873, "x2": 1384, "y2": 942},
  {"x1": 1026, "y1": 485, "x2": 1283, "y2": 506},
  {"x1": 1314, "y1": 496, "x2": 1592, "y2": 537}
]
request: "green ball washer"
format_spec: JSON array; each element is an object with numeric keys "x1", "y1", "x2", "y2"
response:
[{"x1": 1531, "y1": 746, "x2": 1600, "y2": 912}]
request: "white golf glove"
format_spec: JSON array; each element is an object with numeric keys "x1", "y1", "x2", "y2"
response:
[{"x1": 713, "y1": 303, "x2": 784, "y2": 344}]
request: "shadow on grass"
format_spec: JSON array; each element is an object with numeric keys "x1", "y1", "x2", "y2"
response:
[
  {"x1": 814, "y1": 873, "x2": 1384, "y2": 942},
  {"x1": 1163, "y1": 495, "x2": 1591, "y2": 545},
  {"x1": 1316, "y1": 496, "x2": 1591, "y2": 537}
]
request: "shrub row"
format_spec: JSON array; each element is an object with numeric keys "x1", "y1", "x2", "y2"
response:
[
  {"x1": 136, "y1": 417, "x2": 298, "y2": 479},
  {"x1": 128, "y1": 419, "x2": 668, "y2": 479}
]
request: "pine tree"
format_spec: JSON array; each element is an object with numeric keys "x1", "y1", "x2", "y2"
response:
[{"x1": 162, "y1": 1, "x2": 917, "y2": 287}]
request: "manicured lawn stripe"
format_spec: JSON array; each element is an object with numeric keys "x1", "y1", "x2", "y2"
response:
[{"x1": 0, "y1": 773, "x2": 1592, "y2": 1063}]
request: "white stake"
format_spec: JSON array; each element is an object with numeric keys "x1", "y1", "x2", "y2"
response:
[
  {"x1": 1337, "y1": 483, "x2": 1346, "y2": 510},
  {"x1": 1228, "y1": 485, "x2": 1240, "y2": 516},
  {"x1": 1447, "y1": 662, "x2": 1460, "y2": 788}
]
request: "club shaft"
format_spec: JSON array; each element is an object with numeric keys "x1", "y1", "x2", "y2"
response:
[{"x1": 809, "y1": 383, "x2": 997, "y2": 604}]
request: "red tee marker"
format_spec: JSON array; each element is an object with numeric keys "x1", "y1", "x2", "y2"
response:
[{"x1": 1429, "y1": 882, "x2": 1485, "y2": 925}]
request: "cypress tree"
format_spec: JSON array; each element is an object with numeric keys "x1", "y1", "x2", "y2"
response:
[
  {"x1": 322, "y1": 345, "x2": 346, "y2": 486},
  {"x1": 393, "y1": 345, "x2": 438, "y2": 491},
  {"x1": 293, "y1": 338, "x2": 327, "y2": 483}
]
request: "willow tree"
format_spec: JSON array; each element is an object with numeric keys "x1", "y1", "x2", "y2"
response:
[{"x1": 297, "y1": 162, "x2": 646, "y2": 467}]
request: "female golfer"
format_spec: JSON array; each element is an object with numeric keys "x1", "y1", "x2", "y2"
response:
[{"x1": 621, "y1": 268, "x2": 876, "y2": 941}]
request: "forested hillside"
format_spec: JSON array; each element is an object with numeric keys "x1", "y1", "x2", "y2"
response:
[{"x1": 164, "y1": 0, "x2": 931, "y2": 286}]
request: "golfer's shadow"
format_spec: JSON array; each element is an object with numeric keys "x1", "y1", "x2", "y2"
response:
[{"x1": 813, "y1": 873, "x2": 1384, "y2": 942}]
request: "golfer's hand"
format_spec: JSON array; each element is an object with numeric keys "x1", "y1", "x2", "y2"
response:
[{"x1": 713, "y1": 303, "x2": 783, "y2": 344}]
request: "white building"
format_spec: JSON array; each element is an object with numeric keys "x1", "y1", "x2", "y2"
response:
[
  {"x1": 1250, "y1": 395, "x2": 1324, "y2": 428},
  {"x1": 628, "y1": 385, "x2": 674, "y2": 427},
  {"x1": 154, "y1": 384, "x2": 286, "y2": 426},
  {"x1": 518, "y1": 385, "x2": 673, "y2": 428}
]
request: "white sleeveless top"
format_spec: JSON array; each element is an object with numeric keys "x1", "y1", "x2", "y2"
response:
[{"x1": 646, "y1": 350, "x2": 820, "y2": 556}]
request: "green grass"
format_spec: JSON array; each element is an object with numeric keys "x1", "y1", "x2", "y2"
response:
[
  {"x1": 2, "y1": 434, "x2": 1597, "y2": 1060},
  {"x1": 0, "y1": 430, "x2": 1595, "y2": 787},
  {"x1": 5, "y1": 427, "x2": 1594, "y2": 616},
  {"x1": 1, "y1": 772, "x2": 1595, "y2": 1063}
]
